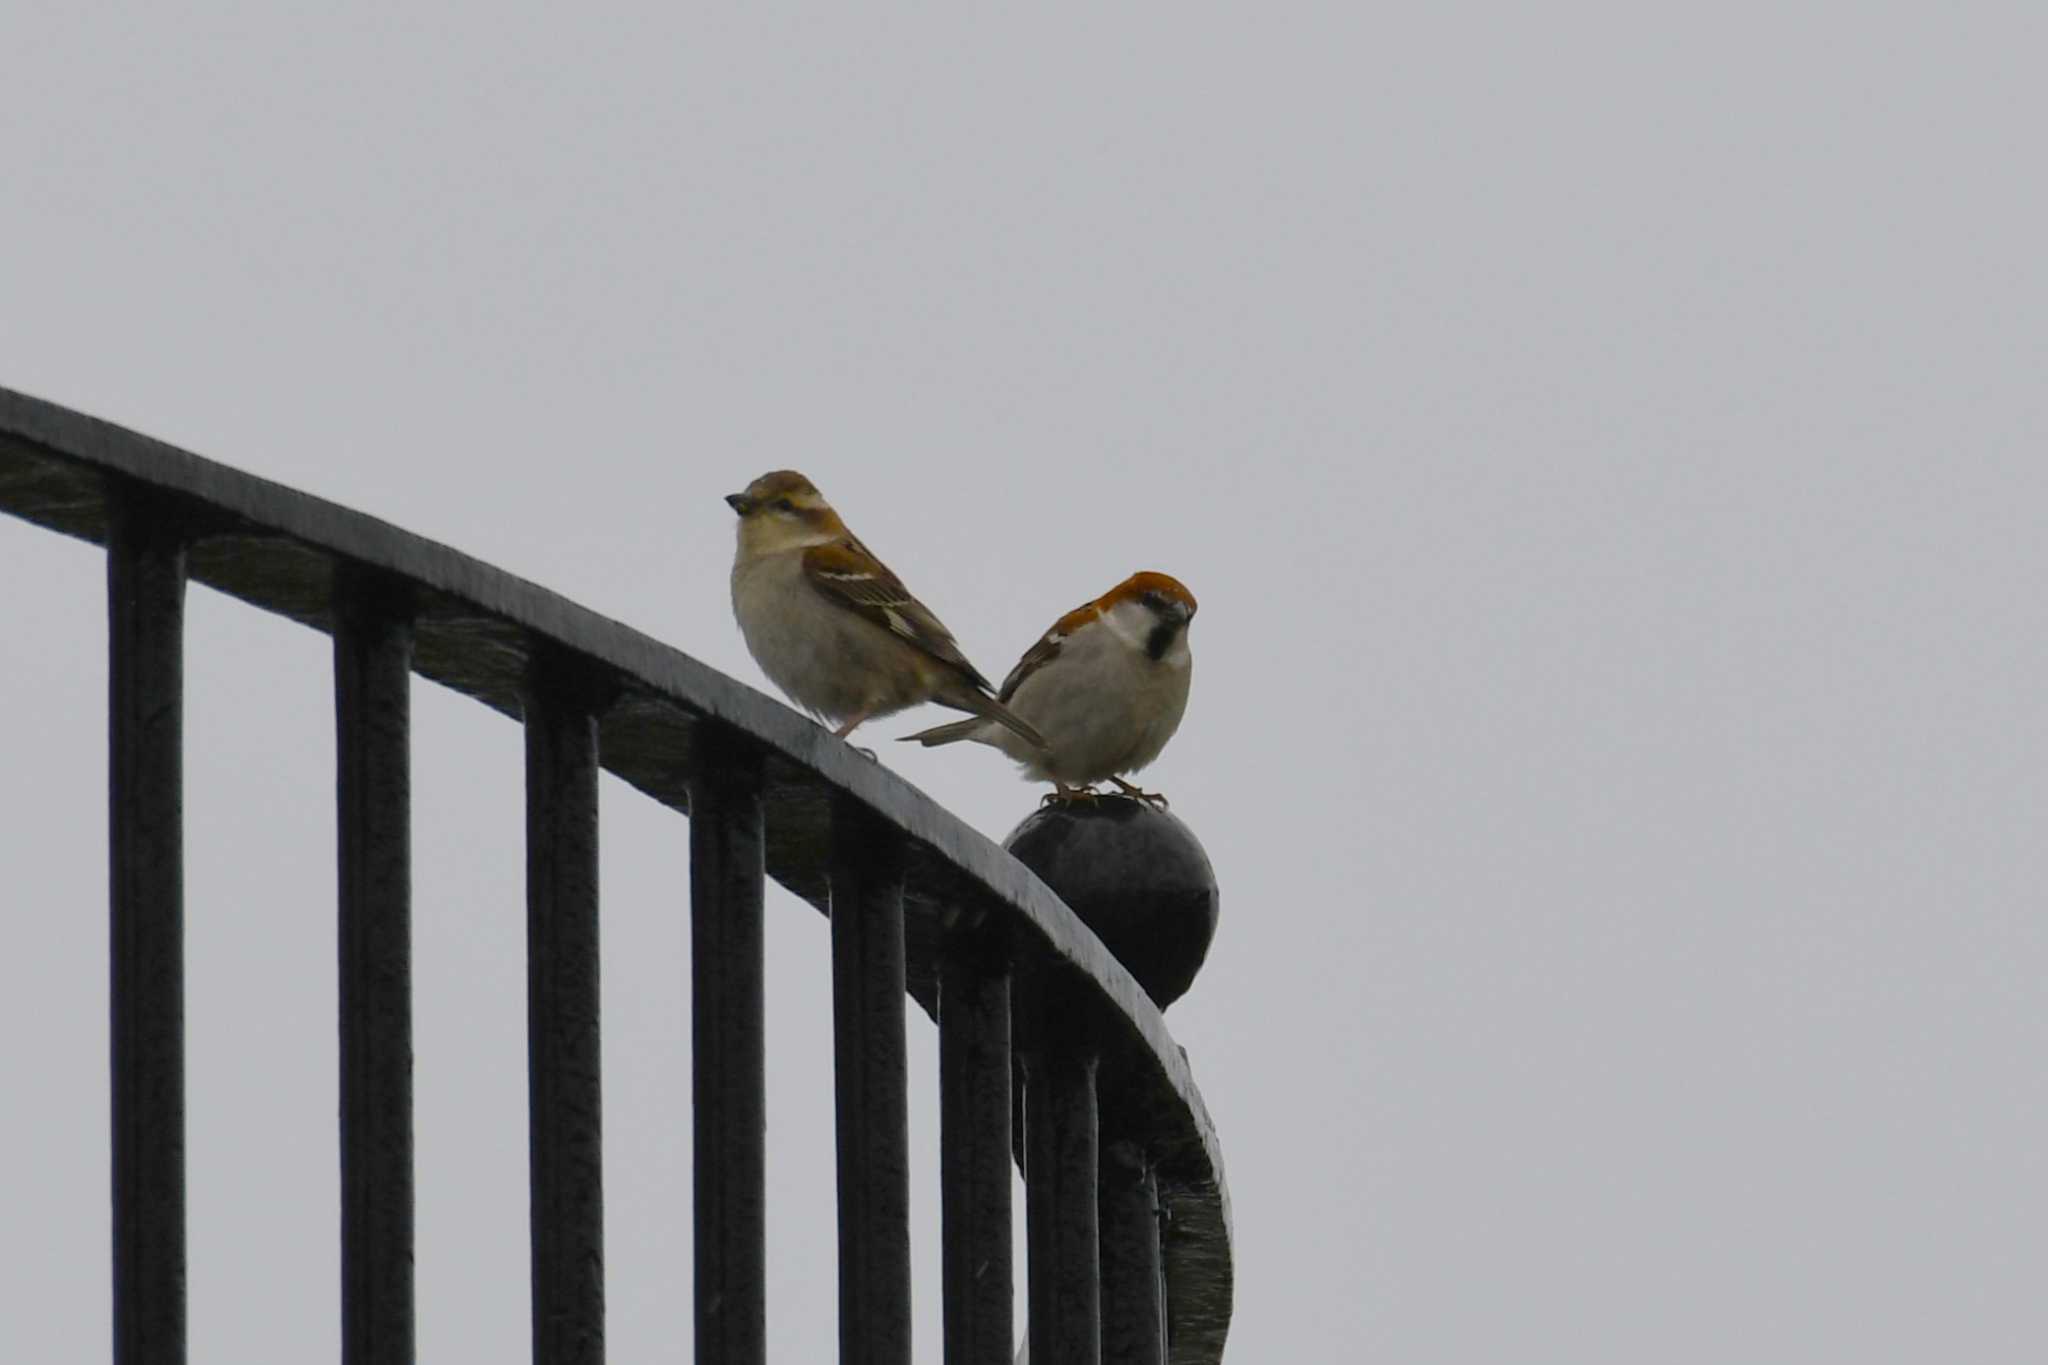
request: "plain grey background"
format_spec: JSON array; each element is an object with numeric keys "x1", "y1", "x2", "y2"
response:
[{"x1": 4, "y1": 5, "x2": 2045, "y2": 1361}]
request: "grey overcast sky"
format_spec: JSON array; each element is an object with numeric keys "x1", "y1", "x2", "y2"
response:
[{"x1": 4, "y1": 5, "x2": 2046, "y2": 1361}]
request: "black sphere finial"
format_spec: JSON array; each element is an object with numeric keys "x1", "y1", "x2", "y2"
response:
[{"x1": 1004, "y1": 797, "x2": 1219, "y2": 1010}]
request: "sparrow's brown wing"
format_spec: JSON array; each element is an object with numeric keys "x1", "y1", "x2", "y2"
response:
[
  {"x1": 995, "y1": 602, "x2": 1098, "y2": 702},
  {"x1": 802, "y1": 537, "x2": 994, "y2": 692}
]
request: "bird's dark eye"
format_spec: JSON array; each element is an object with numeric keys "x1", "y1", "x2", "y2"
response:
[{"x1": 773, "y1": 498, "x2": 796, "y2": 513}]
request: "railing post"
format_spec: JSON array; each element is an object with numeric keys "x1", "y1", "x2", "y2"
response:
[
  {"x1": 1025, "y1": 1037, "x2": 1101, "y2": 1365},
  {"x1": 830, "y1": 794, "x2": 912, "y2": 1365},
  {"x1": 335, "y1": 568, "x2": 416, "y2": 1365},
  {"x1": 1098, "y1": 1141, "x2": 1164, "y2": 1365},
  {"x1": 938, "y1": 935, "x2": 1013, "y2": 1365},
  {"x1": 525, "y1": 650, "x2": 609, "y2": 1365},
  {"x1": 689, "y1": 727, "x2": 767, "y2": 1365},
  {"x1": 107, "y1": 490, "x2": 189, "y2": 1365}
]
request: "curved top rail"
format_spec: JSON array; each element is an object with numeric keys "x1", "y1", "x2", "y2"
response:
[{"x1": 0, "y1": 384, "x2": 1231, "y2": 1361}]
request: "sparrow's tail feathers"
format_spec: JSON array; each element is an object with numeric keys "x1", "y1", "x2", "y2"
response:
[
  {"x1": 901, "y1": 716, "x2": 986, "y2": 747},
  {"x1": 909, "y1": 688, "x2": 1047, "y2": 751},
  {"x1": 967, "y1": 693, "x2": 1047, "y2": 751}
]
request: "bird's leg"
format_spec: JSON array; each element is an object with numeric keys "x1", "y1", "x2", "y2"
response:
[
  {"x1": 1108, "y1": 775, "x2": 1169, "y2": 809},
  {"x1": 831, "y1": 708, "x2": 876, "y2": 741},
  {"x1": 1040, "y1": 782, "x2": 1102, "y2": 807},
  {"x1": 830, "y1": 709, "x2": 881, "y2": 759}
]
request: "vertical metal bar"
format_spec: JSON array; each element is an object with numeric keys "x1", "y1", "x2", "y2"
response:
[
  {"x1": 525, "y1": 652, "x2": 606, "y2": 1365},
  {"x1": 1026, "y1": 1047, "x2": 1101, "y2": 1365},
  {"x1": 689, "y1": 727, "x2": 766, "y2": 1365},
  {"x1": 939, "y1": 940, "x2": 1013, "y2": 1365},
  {"x1": 335, "y1": 570, "x2": 416, "y2": 1365},
  {"x1": 1098, "y1": 1143, "x2": 1164, "y2": 1365},
  {"x1": 830, "y1": 794, "x2": 911, "y2": 1365},
  {"x1": 108, "y1": 492, "x2": 189, "y2": 1365}
]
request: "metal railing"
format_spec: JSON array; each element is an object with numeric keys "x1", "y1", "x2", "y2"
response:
[{"x1": 0, "y1": 386, "x2": 1231, "y2": 1365}]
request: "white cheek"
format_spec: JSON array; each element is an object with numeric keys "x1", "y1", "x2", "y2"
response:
[{"x1": 1096, "y1": 604, "x2": 1150, "y2": 650}]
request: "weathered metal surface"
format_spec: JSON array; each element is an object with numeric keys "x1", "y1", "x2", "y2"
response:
[
  {"x1": 1004, "y1": 801, "x2": 1219, "y2": 1012},
  {"x1": 1099, "y1": 1143, "x2": 1165, "y2": 1365},
  {"x1": 0, "y1": 386, "x2": 1232, "y2": 1364},
  {"x1": 335, "y1": 570, "x2": 418, "y2": 1365},
  {"x1": 688, "y1": 728, "x2": 767, "y2": 1365},
  {"x1": 1026, "y1": 1046, "x2": 1101, "y2": 1365},
  {"x1": 107, "y1": 491, "x2": 189, "y2": 1365},
  {"x1": 525, "y1": 654, "x2": 608, "y2": 1365},
  {"x1": 939, "y1": 938, "x2": 1014, "y2": 1365},
  {"x1": 830, "y1": 797, "x2": 912, "y2": 1365}
]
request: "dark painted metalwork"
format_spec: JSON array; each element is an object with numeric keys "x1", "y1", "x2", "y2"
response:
[
  {"x1": 1005, "y1": 801, "x2": 1219, "y2": 1011},
  {"x1": 1100, "y1": 1144, "x2": 1166, "y2": 1365},
  {"x1": 689, "y1": 728, "x2": 767, "y2": 1365},
  {"x1": 1027, "y1": 1044, "x2": 1103, "y2": 1365},
  {"x1": 335, "y1": 569, "x2": 418, "y2": 1365},
  {"x1": 107, "y1": 490, "x2": 189, "y2": 1365},
  {"x1": 0, "y1": 388, "x2": 1232, "y2": 1365},
  {"x1": 525, "y1": 652, "x2": 608, "y2": 1365},
  {"x1": 939, "y1": 938, "x2": 1014, "y2": 1365},
  {"x1": 830, "y1": 795, "x2": 913, "y2": 1364}
]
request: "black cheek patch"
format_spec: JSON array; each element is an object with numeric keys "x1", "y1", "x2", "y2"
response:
[{"x1": 1144, "y1": 620, "x2": 1181, "y2": 662}]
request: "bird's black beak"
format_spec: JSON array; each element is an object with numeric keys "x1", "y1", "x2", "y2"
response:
[{"x1": 725, "y1": 493, "x2": 753, "y2": 515}]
